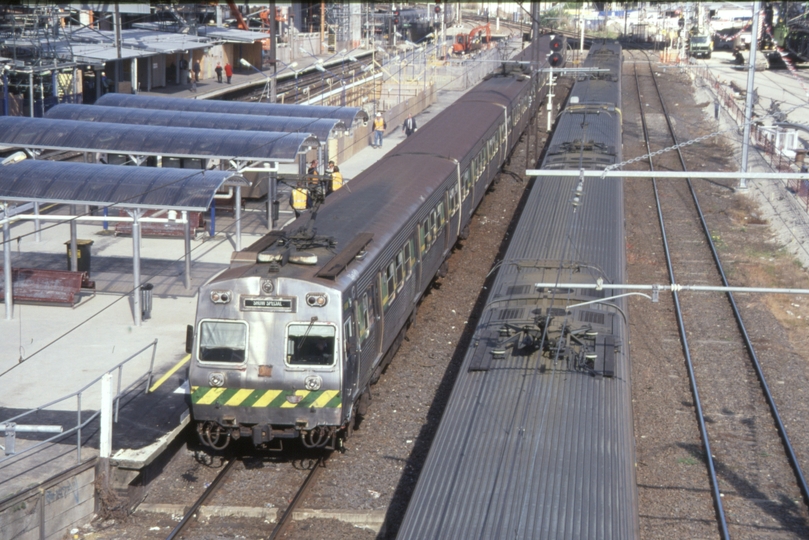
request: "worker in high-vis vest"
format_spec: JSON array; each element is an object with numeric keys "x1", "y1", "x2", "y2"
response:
[
  {"x1": 327, "y1": 160, "x2": 343, "y2": 192},
  {"x1": 372, "y1": 112, "x2": 386, "y2": 148},
  {"x1": 291, "y1": 183, "x2": 308, "y2": 217},
  {"x1": 331, "y1": 166, "x2": 343, "y2": 191}
]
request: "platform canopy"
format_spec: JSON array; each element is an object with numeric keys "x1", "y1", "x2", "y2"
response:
[
  {"x1": 96, "y1": 93, "x2": 370, "y2": 129},
  {"x1": 46, "y1": 104, "x2": 347, "y2": 145},
  {"x1": 0, "y1": 117, "x2": 318, "y2": 162},
  {"x1": 0, "y1": 160, "x2": 246, "y2": 212}
]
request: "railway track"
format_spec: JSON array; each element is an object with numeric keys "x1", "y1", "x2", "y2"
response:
[
  {"x1": 626, "y1": 49, "x2": 809, "y2": 537},
  {"x1": 164, "y1": 453, "x2": 328, "y2": 539}
]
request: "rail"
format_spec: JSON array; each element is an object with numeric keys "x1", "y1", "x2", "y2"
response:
[
  {"x1": 633, "y1": 59, "x2": 729, "y2": 538},
  {"x1": 642, "y1": 51, "x2": 809, "y2": 536},
  {"x1": 0, "y1": 339, "x2": 158, "y2": 465}
]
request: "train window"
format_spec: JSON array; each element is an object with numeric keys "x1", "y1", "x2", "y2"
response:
[
  {"x1": 404, "y1": 240, "x2": 413, "y2": 278},
  {"x1": 437, "y1": 202, "x2": 445, "y2": 228},
  {"x1": 477, "y1": 150, "x2": 486, "y2": 176},
  {"x1": 355, "y1": 293, "x2": 371, "y2": 341},
  {"x1": 382, "y1": 261, "x2": 396, "y2": 309},
  {"x1": 286, "y1": 324, "x2": 335, "y2": 366},
  {"x1": 488, "y1": 137, "x2": 496, "y2": 159},
  {"x1": 343, "y1": 316, "x2": 353, "y2": 356},
  {"x1": 395, "y1": 251, "x2": 404, "y2": 289},
  {"x1": 461, "y1": 170, "x2": 471, "y2": 199},
  {"x1": 418, "y1": 221, "x2": 427, "y2": 255},
  {"x1": 429, "y1": 209, "x2": 438, "y2": 244},
  {"x1": 198, "y1": 320, "x2": 248, "y2": 364},
  {"x1": 448, "y1": 185, "x2": 459, "y2": 215}
]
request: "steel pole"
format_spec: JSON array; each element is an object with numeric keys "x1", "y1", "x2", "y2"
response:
[
  {"x1": 183, "y1": 211, "x2": 191, "y2": 290},
  {"x1": 69, "y1": 205, "x2": 78, "y2": 272},
  {"x1": 3, "y1": 218, "x2": 12, "y2": 320},
  {"x1": 739, "y1": 1, "x2": 760, "y2": 192},
  {"x1": 132, "y1": 210, "x2": 141, "y2": 327},
  {"x1": 235, "y1": 185, "x2": 242, "y2": 251}
]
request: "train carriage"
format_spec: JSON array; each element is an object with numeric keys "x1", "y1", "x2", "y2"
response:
[
  {"x1": 396, "y1": 41, "x2": 638, "y2": 539},
  {"x1": 187, "y1": 36, "x2": 565, "y2": 451}
]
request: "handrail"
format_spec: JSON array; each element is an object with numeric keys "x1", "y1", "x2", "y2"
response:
[{"x1": 0, "y1": 339, "x2": 158, "y2": 465}]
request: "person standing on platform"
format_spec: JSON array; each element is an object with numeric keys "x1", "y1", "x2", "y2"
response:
[
  {"x1": 224, "y1": 62, "x2": 233, "y2": 84},
  {"x1": 402, "y1": 113, "x2": 417, "y2": 137},
  {"x1": 215, "y1": 62, "x2": 223, "y2": 83},
  {"x1": 373, "y1": 112, "x2": 386, "y2": 148},
  {"x1": 192, "y1": 60, "x2": 201, "y2": 82},
  {"x1": 329, "y1": 162, "x2": 343, "y2": 192}
]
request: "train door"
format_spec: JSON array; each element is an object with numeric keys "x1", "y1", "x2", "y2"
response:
[
  {"x1": 355, "y1": 286, "x2": 381, "y2": 388},
  {"x1": 342, "y1": 312, "x2": 359, "y2": 419}
]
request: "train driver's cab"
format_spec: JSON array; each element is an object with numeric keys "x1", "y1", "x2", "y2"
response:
[{"x1": 286, "y1": 324, "x2": 336, "y2": 366}]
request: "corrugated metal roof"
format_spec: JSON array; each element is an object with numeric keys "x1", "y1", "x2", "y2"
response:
[
  {"x1": 46, "y1": 104, "x2": 346, "y2": 144},
  {"x1": 96, "y1": 93, "x2": 370, "y2": 128},
  {"x1": 0, "y1": 160, "x2": 240, "y2": 211},
  {"x1": 396, "y1": 40, "x2": 637, "y2": 540},
  {"x1": 201, "y1": 26, "x2": 269, "y2": 43},
  {"x1": 0, "y1": 117, "x2": 317, "y2": 162}
]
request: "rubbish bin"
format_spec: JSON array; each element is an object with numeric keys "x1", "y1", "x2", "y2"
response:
[
  {"x1": 141, "y1": 283, "x2": 154, "y2": 320},
  {"x1": 65, "y1": 239, "x2": 94, "y2": 274}
]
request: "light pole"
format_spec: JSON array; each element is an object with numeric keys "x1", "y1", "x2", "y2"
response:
[{"x1": 239, "y1": 58, "x2": 298, "y2": 102}]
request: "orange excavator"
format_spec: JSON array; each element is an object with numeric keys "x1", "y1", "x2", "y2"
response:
[{"x1": 452, "y1": 23, "x2": 492, "y2": 55}]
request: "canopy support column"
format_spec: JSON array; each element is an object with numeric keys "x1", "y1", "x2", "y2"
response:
[
  {"x1": 269, "y1": 166, "x2": 277, "y2": 231},
  {"x1": 28, "y1": 71, "x2": 34, "y2": 118},
  {"x1": 3, "y1": 213, "x2": 12, "y2": 320},
  {"x1": 235, "y1": 185, "x2": 242, "y2": 251},
  {"x1": 209, "y1": 203, "x2": 215, "y2": 238},
  {"x1": 69, "y1": 205, "x2": 78, "y2": 272},
  {"x1": 34, "y1": 202, "x2": 41, "y2": 242},
  {"x1": 183, "y1": 211, "x2": 191, "y2": 290},
  {"x1": 129, "y1": 209, "x2": 143, "y2": 327}
]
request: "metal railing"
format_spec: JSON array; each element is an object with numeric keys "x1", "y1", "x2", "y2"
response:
[
  {"x1": 0, "y1": 339, "x2": 158, "y2": 465},
  {"x1": 693, "y1": 64, "x2": 809, "y2": 206}
]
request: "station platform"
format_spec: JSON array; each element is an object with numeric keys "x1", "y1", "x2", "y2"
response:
[{"x1": 0, "y1": 72, "x2": 472, "y2": 504}]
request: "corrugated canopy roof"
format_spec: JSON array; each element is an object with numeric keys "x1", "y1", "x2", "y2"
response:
[
  {"x1": 96, "y1": 93, "x2": 370, "y2": 128},
  {"x1": 46, "y1": 104, "x2": 346, "y2": 144},
  {"x1": 201, "y1": 26, "x2": 270, "y2": 43},
  {"x1": 0, "y1": 117, "x2": 317, "y2": 162},
  {"x1": 0, "y1": 160, "x2": 243, "y2": 211}
]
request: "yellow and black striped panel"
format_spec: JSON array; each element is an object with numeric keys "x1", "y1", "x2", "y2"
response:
[{"x1": 191, "y1": 387, "x2": 341, "y2": 409}]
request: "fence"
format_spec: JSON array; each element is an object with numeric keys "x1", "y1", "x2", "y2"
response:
[
  {"x1": 0, "y1": 339, "x2": 159, "y2": 467},
  {"x1": 693, "y1": 64, "x2": 809, "y2": 207}
]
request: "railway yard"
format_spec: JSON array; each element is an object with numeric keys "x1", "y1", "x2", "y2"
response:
[{"x1": 8, "y1": 29, "x2": 809, "y2": 540}]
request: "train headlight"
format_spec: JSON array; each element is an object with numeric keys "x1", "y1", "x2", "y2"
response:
[
  {"x1": 306, "y1": 293, "x2": 328, "y2": 307},
  {"x1": 261, "y1": 279, "x2": 274, "y2": 294},
  {"x1": 209, "y1": 372, "x2": 225, "y2": 387},
  {"x1": 210, "y1": 290, "x2": 232, "y2": 304},
  {"x1": 304, "y1": 375, "x2": 322, "y2": 391}
]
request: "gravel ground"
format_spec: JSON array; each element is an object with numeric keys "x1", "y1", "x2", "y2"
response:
[
  {"x1": 77, "y1": 78, "x2": 571, "y2": 540},
  {"x1": 625, "y1": 50, "x2": 809, "y2": 538}
]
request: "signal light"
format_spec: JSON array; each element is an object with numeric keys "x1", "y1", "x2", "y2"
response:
[
  {"x1": 394, "y1": 17, "x2": 400, "y2": 25},
  {"x1": 549, "y1": 52, "x2": 563, "y2": 67},
  {"x1": 550, "y1": 37, "x2": 563, "y2": 51},
  {"x1": 434, "y1": 1, "x2": 441, "y2": 14}
]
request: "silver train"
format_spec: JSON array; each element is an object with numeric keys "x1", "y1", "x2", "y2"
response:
[{"x1": 187, "y1": 36, "x2": 564, "y2": 451}]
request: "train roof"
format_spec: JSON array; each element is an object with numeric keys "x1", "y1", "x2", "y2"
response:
[
  {"x1": 217, "y1": 45, "x2": 549, "y2": 291},
  {"x1": 397, "y1": 41, "x2": 638, "y2": 539}
]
